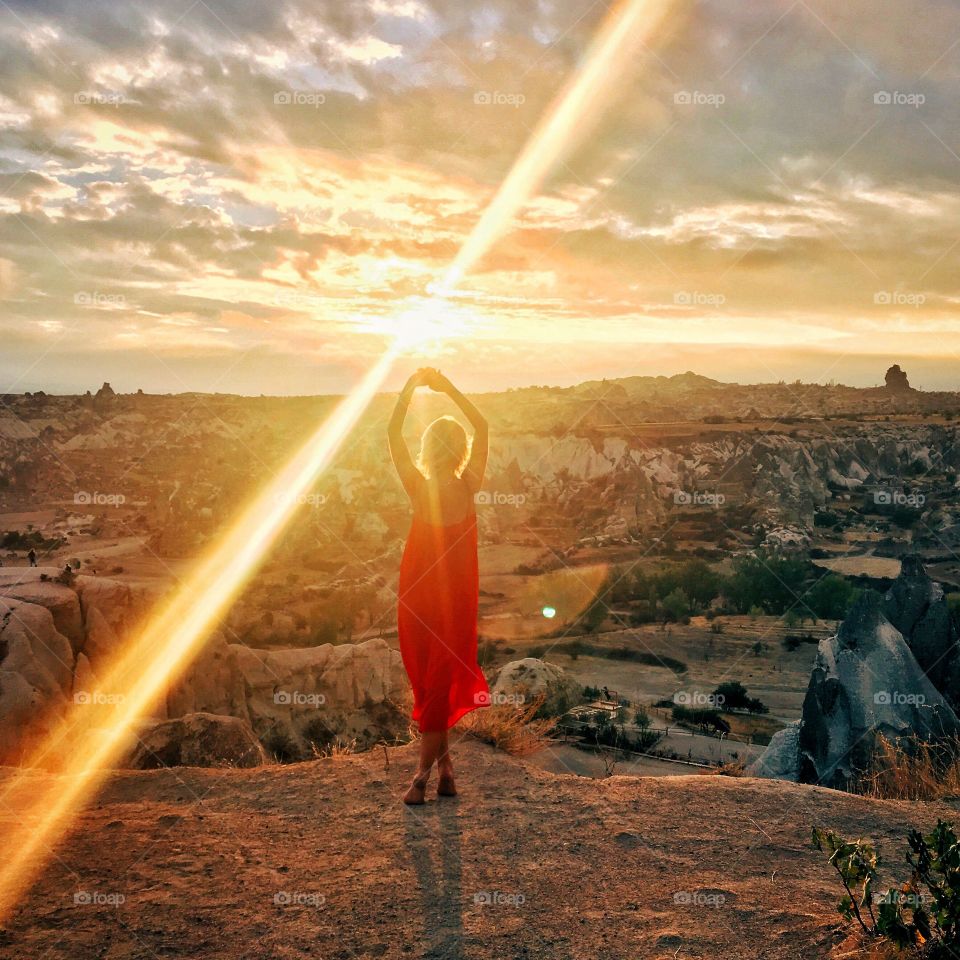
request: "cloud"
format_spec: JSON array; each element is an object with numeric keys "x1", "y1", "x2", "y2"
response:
[{"x1": 0, "y1": 0, "x2": 958, "y2": 393}]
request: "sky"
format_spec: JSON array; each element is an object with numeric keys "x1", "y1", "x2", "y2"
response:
[{"x1": 1, "y1": 0, "x2": 959, "y2": 395}]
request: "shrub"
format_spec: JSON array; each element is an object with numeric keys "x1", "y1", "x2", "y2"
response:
[
  {"x1": 713, "y1": 681, "x2": 768, "y2": 714},
  {"x1": 813, "y1": 820, "x2": 960, "y2": 957}
]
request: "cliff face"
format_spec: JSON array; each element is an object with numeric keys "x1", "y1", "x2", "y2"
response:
[
  {"x1": 0, "y1": 569, "x2": 411, "y2": 766},
  {"x1": 0, "y1": 736, "x2": 954, "y2": 960}
]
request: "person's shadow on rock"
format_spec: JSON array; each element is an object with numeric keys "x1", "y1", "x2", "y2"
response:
[{"x1": 403, "y1": 802, "x2": 464, "y2": 959}]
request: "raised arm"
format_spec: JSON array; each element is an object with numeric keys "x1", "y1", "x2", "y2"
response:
[
  {"x1": 429, "y1": 369, "x2": 489, "y2": 493},
  {"x1": 388, "y1": 371, "x2": 425, "y2": 500}
]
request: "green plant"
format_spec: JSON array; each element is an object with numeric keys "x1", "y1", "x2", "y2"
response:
[{"x1": 813, "y1": 820, "x2": 960, "y2": 956}]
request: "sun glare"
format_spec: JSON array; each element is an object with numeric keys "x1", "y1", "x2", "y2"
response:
[{"x1": 376, "y1": 295, "x2": 480, "y2": 353}]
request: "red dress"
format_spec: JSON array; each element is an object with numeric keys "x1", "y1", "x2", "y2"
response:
[{"x1": 398, "y1": 498, "x2": 490, "y2": 732}]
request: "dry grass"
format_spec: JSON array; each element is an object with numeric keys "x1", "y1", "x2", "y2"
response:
[
  {"x1": 702, "y1": 760, "x2": 747, "y2": 778},
  {"x1": 460, "y1": 697, "x2": 556, "y2": 756},
  {"x1": 312, "y1": 737, "x2": 359, "y2": 760},
  {"x1": 855, "y1": 735, "x2": 960, "y2": 801}
]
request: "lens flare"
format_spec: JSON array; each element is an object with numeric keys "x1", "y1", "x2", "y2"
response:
[
  {"x1": 0, "y1": 0, "x2": 684, "y2": 921},
  {"x1": 436, "y1": 0, "x2": 679, "y2": 294}
]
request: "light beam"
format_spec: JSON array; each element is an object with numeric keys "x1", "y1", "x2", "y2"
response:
[{"x1": 0, "y1": 0, "x2": 683, "y2": 920}]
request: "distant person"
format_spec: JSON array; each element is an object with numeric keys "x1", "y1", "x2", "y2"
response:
[
  {"x1": 27, "y1": 549, "x2": 37, "y2": 567},
  {"x1": 389, "y1": 367, "x2": 490, "y2": 805}
]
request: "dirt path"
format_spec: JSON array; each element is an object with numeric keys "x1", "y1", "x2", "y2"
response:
[{"x1": 0, "y1": 740, "x2": 955, "y2": 960}]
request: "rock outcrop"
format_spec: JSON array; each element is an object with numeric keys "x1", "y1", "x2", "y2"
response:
[
  {"x1": 0, "y1": 570, "x2": 412, "y2": 766},
  {"x1": 884, "y1": 364, "x2": 912, "y2": 392},
  {"x1": 169, "y1": 637, "x2": 411, "y2": 760},
  {"x1": 797, "y1": 591, "x2": 960, "y2": 788},
  {"x1": 129, "y1": 712, "x2": 268, "y2": 769},
  {"x1": 883, "y1": 554, "x2": 960, "y2": 700}
]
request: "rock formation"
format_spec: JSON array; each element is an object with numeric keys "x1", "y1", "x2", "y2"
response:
[
  {"x1": 0, "y1": 570, "x2": 412, "y2": 766},
  {"x1": 129, "y1": 712, "x2": 268, "y2": 769},
  {"x1": 752, "y1": 561, "x2": 960, "y2": 787},
  {"x1": 884, "y1": 364, "x2": 912, "y2": 392},
  {"x1": 883, "y1": 554, "x2": 960, "y2": 700},
  {"x1": 797, "y1": 591, "x2": 959, "y2": 788}
]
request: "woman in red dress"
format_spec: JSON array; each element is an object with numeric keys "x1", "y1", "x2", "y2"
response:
[{"x1": 388, "y1": 367, "x2": 490, "y2": 804}]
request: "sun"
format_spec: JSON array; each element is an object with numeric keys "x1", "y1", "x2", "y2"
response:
[{"x1": 375, "y1": 295, "x2": 479, "y2": 353}]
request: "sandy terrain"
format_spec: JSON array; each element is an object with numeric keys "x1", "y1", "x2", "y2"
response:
[{"x1": 1, "y1": 739, "x2": 956, "y2": 960}]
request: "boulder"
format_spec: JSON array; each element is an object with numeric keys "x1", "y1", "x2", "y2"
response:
[
  {"x1": 797, "y1": 592, "x2": 960, "y2": 789},
  {"x1": 748, "y1": 721, "x2": 800, "y2": 781},
  {"x1": 128, "y1": 712, "x2": 268, "y2": 769},
  {"x1": 492, "y1": 658, "x2": 580, "y2": 714}
]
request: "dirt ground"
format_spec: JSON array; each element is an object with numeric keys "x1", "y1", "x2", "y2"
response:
[{"x1": 1, "y1": 738, "x2": 956, "y2": 960}]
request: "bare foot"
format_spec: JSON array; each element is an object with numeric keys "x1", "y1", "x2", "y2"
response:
[
  {"x1": 403, "y1": 772, "x2": 430, "y2": 805},
  {"x1": 437, "y1": 762, "x2": 457, "y2": 797}
]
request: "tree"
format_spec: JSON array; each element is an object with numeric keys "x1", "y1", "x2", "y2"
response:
[
  {"x1": 661, "y1": 587, "x2": 691, "y2": 622},
  {"x1": 807, "y1": 575, "x2": 859, "y2": 620}
]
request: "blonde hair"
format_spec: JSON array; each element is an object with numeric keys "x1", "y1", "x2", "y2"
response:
[{"x1": 417, "y1": 416, "x2": 472, "y2": 479}]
